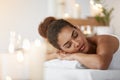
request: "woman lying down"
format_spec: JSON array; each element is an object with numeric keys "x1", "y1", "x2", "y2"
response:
[{"x1": 38, "y1": 17, "x2": 120, "y2": 70}]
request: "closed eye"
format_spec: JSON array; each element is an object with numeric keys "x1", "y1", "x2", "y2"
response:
[
  {"x1": 72, "y1": 30, "x2": 78, "y2": 38},
  {"x1": 63, "y1": 30, "x2": 78, "y2": 49},
  {"x1": 65, "y1": 42, "x2": 71, "y2": 48}
]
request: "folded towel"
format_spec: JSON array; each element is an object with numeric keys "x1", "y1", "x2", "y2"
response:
[{"x1": 44, "y1": 59, "x2": 86, "y2": 69}]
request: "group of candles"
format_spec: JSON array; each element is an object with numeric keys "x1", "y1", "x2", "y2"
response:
[
  {"x1": 63, "y1": 3, "x2": 81, "y2": 19},
  {"x1": 0, "y1": 32, "x2": 47, "y2": 80},
  {"x1": 57, "y1": 0, "x2": 81, "y2": 19},
  {"x1": 58, "y1": 0, "x2": 103, "y2": 19},
  {"x1": 80, "y1": 25, "x2": 96, "y2": 37},
  {"x1": 90, "y1": 0, "x2": 103, "y2": 17}
]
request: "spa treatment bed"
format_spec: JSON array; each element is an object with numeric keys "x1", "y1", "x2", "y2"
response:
[
  {"x1": 44, "y1": 59, "x2": 120, "y2": 80},
  {"x1": 44, "y1": 67, "x2": 120, "y2": 80}
]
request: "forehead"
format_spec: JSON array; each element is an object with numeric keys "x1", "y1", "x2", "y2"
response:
[{"x1": 57, "y1": 26, "x2": 73, "y2": 47}]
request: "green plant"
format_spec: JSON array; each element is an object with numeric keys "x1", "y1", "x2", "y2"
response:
[{"x1": 95, "y1": 7, "x2": 114, "y2": 26}]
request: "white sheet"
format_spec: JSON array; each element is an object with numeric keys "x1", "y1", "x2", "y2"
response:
[
  {"x1": 44, "y1": 59, "x2": 120, "y2": 80},
  {"x1": 44, "y1": 68, "x2": 120, "y2": 80}
]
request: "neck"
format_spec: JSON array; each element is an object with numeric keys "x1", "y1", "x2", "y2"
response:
[{"x1": 87, "y1": 39, "x2": 97, "y2": 54}]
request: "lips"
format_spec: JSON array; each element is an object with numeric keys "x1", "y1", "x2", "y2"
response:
[{"x1": 79, "y1": 44, "x2": 85, "y2": 51}]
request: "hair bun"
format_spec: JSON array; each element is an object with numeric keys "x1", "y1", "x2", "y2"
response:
[{"x1": 38, "y1": 17, "x2": 56, "y2": 38}]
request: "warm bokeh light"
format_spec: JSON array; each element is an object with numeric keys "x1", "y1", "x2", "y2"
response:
[
  {"x1": 22, "y1": 39, "x2": 31, "y2": 50},
  {"x1": 5, "y1": 76, "x2": 12, "y2": 80},
  {"x1": 16, "y1": 51, "x2": 24, "y2": 63},
  {"x1": 34, "y1": 39, "x2": 41, "y2": 47}
]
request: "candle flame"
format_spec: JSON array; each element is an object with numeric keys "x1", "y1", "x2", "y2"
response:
[
  {"x1": 22, "y1": 39, "x2": 31, "y2": 50},
  {"x1": 34, "y1": 39, "x2": 41, "y2": 47},
  {"x1": 16, "y1": 51, "x2": 24, "y2": 63},
  {"x1": 75, "y1": 3, "x2": 79, "y2": 7},
  {"x1": 8, "y1": 43, "x2": 15, "y2": 53},
  {"x1": 6, "y1": 76, "x2": 12, "y2": 80},
  {"x1": 64, "y1": 13, "x2": 70, "y2": 18}
]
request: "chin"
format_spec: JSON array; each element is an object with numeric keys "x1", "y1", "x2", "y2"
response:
[
  {"x1": 84, "y1": 46, "x2": 89, "y2": 53},
  {"x1": 81, "y1": 45, "x2": 89, "y2": 53}
]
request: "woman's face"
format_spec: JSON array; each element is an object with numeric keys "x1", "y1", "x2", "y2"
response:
[{"x1": 57, "y1": 26, "x2": 89, "y2": 53}]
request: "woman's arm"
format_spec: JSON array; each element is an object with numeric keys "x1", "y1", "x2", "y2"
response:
[
  {"x1": 45, "y1": 40, "x2": 59, "y2": 61},
  {"x1": 45, "y1": 53, "x2": 58, "y2": 61},
  {"x1": 59, "y1": 35, "x2": 119, "y2": 69},
  {"x1": 73, "y1": 53, "x2": 112, "y2": 69},
  {"x1": 58, "y1": 53, "x2": 109, "y2": 69}
]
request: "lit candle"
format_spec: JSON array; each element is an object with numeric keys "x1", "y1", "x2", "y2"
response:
[
  {"x1": 57, "y1": 0, "x2": 65, "y2": 18},
  {"x1": 29, "y1": 39, "x2": 46, "y2": 80},
  {"x1": 22, "y1": 39, "x2": 31, "y2": 51},
  {"x1": 16, "y1": 51, "x2": 24, "y2": 63},
  {"x1": 0, "y1": 53, "x2": 29, "y2": 80},
  {"x1": 90, "y1": 0, "x2": 103, "y2": 17},
  {"x1": 8, "y1": 31, "x2": 16, "y2": 53},
  {"x1": 8, "y1": 43, "x2": 15, "y2": 53},
  {"x1": 86, "y1": 25, "x2": 92, "y2": 34},
  {"x1": 63, "y1": 13, "x2": 71, "y2": 18},
  {"x1": 73, "y1": 3, "x2": 81, "y2": 18},
  {"x1": 5, "y1": 76, "x2": 12, "y2": 80}
]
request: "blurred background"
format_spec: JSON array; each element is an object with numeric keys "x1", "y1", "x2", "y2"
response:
[
  {"x1": 1, "y1": 0, "x2": 120, "y2": 80},
  {"x1": 0, "y1": 0, "x2": 120, "y2": 53}
]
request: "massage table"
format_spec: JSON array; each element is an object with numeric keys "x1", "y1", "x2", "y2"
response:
[{"x1": 44, "y1": 67, "x2": 120, "y2": 80}]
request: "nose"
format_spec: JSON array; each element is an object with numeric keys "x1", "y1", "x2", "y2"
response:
[{"x1": 71, "y1": 40, "x2": 79, "y2": 48}]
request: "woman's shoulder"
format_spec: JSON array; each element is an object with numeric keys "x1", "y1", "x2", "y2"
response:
[
  {"x1": 95, "y1": 35, "x2": 119, "y2": 54},
  {"x1": 88, "y1": 35, "x2": 118, "y2": 41},
  {"x1": 87, "y1": 35, "x2": 119, "y2": 45},
  {"x1": 95, "y1": 35, "x2": 119, "y2": 42},
  {"x1": 86, "y1": 35, "x2": 119, "y2": 55}
]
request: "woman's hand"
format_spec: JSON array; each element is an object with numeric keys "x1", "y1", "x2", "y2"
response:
[{"x1": 57, "y1": 50, "x2": 77, "y2": 60}]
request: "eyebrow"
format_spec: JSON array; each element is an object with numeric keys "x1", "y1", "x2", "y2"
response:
[{"x1": 63, "y1": 30, "x2": 74, "y2": 47}]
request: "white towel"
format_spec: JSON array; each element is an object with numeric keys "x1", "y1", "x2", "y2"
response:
[{"x1": 44, "y1": 59, "x2": 86, "y2": 69}]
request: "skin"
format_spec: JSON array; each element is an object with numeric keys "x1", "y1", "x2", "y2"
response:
[
  {"x1": 43, "y1": 39, "x2": 59, "y2": 61},
  {"x1": 56, "y1": 25, "x2": 119, "y2": 70},
  {"x1": 58, "y1": 25, "x2": 89, "y2": 53}
]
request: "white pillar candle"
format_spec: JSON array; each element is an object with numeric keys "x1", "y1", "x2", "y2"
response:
[
  {"x1": 56, "y1": 0, "x2": 65, "y2": 18},
  {"x1": 22, "y1": 39, "x2": 31, "y2": 51},
  {"x1": 73, "y1": 3, "x2": 81, "y2": 19},
  {"x1": 0, "y1": 38, "x2": 46, "y2": 80},
  {"x1": 0, "y1": 53, "x2": 30, "y2": 80},
  {"x1": 8, "y1": 31, "x2": 16, "y2": 53},
  {"x1": 29, "y1": 39, "x2": 46, "y2": 80}
]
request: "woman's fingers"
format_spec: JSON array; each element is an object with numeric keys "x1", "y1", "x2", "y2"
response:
[
  {"x1": 56, "y1": 50, "x2": 74, "y2": 60},
  {"x1": 58, "y1": 53, "x2": 73, "y2": 60}
]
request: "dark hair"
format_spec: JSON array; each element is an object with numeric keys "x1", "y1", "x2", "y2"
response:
[
  {"x1": 38, "y1": 16, "x2": 75, "y2": 50},
  {"x1": 38, "y1": 17, "x2": 56, "y2": 38}
]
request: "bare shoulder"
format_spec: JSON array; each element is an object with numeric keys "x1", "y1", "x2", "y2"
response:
[
  {"x1": 92, "y1": 35, "x2": 119, "y2": 55},
  {"x1": 89, "y1": 35, "x2": 119, "y2": 42},
  {"x1": 96, "y1": 35, "x2": 119, "y2": 45}
]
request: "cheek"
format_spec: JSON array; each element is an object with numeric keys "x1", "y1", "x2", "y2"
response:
[
  {"x1": 78, "y1": 34, "x2": 86, "y2": 42},
  {"x1": 76, "y1": 36, "x2": 83, "y2": 44}
]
